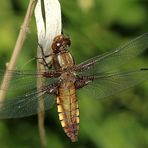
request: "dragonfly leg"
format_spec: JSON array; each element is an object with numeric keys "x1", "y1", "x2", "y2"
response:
[{"x1": 37, "y1": 43, "x2": 54, "y2": 69}]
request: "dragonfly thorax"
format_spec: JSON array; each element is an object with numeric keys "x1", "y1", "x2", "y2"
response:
[{"x1": 51, "y1": 35, "x2": 75, "y2": 71}]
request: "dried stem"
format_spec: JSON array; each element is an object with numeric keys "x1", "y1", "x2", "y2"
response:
[
  {"x1": 0, "y1": 0, "x2": 37, "y2": 102},
  {"x1": 37, "y1": 60, "x2": 47, "y2": 147}
]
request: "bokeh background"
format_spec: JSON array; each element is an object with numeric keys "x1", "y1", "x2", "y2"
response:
[{"x1": 0, "y1": 0, "x2": 148, "y2": 148}]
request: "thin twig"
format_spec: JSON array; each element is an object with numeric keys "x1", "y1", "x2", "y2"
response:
[
  {"x1": 0, "y1": 0, "x2": 37, "y2": 102},
  {"x1": 37, "y1": 60, "x2": 47, "y2": 147}
]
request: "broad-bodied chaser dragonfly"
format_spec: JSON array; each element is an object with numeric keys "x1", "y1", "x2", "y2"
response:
[{"x1": 0, "y1": 34, "x2": 148, "y2": 142}]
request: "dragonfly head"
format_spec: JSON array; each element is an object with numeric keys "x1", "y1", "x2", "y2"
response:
[{"x1": 51, "y1": 35, "x2": 71, "y2": 54}]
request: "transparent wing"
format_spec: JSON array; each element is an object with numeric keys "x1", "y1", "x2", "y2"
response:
[
  {"x1": 76, "y1": 33, "x2": 148, "y2": 73},
  {"x1": 77, "y1": 69, "x2": 148, "y2": 99},
  {"x1": 0, "y1": 69, "x2": 58, "y2": 119},
  {"x1": 0, "y1": 69, "x2": 57, "y2": 95},
  {"x1": 0, "y1": 84, "x2": 56, "y2": 119}
]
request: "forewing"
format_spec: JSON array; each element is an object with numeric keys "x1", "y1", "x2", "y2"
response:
[
  {"x1": 76, "y1": 33, "x2": 148, "y2": 73},
  {"x1": 0, "y1": 70, "x2": 57, "y2": 97}
]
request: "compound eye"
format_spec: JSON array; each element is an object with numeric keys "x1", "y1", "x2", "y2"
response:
[
  {"x1": 51, "y1": 35, "x2": 70, "y2": 53},
  {"x1": 51, "y1": 42, "x2": 60, "y2": 53},
  {"x1": 56, "y1": 42, "x2": 61, "y2": 47}
]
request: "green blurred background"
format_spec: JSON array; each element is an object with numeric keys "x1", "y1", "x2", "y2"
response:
[{"x1": 0, "y1": 0, "x2": 148, "y2": 148}]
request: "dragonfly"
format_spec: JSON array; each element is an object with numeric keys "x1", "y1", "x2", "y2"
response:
[{"x1": 0, "y1": 33, "x2": 148, "y2": 142}]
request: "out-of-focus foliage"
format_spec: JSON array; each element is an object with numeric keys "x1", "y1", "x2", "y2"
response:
[{"x1": 0, "y1": 0, "x2": 148, "y2": 148}]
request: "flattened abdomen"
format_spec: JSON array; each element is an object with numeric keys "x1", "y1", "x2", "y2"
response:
[{"x1": 57, "y1": 82, "x2": 79, "y2": 142}]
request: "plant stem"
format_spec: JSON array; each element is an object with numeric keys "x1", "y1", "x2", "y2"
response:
[{"x1": 0, "y1": 0, "x2": 37, "y2": 102}]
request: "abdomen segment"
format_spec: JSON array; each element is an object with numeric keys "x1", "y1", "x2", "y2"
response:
[{"x1": 57, "y1": 82, "x2": 79, "y2": 142}]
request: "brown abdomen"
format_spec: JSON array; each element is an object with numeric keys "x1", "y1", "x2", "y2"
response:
[{"x1": 57, "y1": 82, "x2": 79, "y2": 142}]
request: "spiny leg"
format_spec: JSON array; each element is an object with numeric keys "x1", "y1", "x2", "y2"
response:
[{"x1": 37, "y1": 43, "x2": 53, "y2": 69}]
